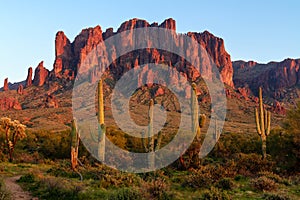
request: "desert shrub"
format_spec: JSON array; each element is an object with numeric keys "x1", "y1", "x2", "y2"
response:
[
  {"x1": 251, "y1": 176, "x2": 278, "y2": 191},
  {"x1": 268, "y1": 129, "x2": 298, "y2": 173},
  {"x1": 0, "y1": 178, "x2": 11, "y2": 200},
  {"x1": 200, "y1": 186, "x2": 231, "y2": 200},
  {"x1": 234, "y1": 174, "x2": 247, "y2": 181},
  {"x1": 31, "y1": 176, "x2": 82, "y2": 200},
  {"x1": 108, "y1": 187, "x2": 142, "y2": 200},
  {"x1": 233, "y1": 153, "x2": 274, "y2": 176},
  {"x1": 257, "y1": 171, "x2": 281, "y2": 182},
  {"x1": 184, "y1": 168, "x2": 213, "y2": 188},
  {"x1": 17, "y1": 173, "x2": 35, "y2": 183},
  {"x1": 263, "y1": 193, "x2": 291, "y2": 200},
  {"x1": 210, "y1": 132, "x2": 261, "y2": 159},
  {"x1": 14, "y1": 151, "x2": 41, "y2": 164},
  {"x1": 216, "y1": 178, "x2": 234, "y2": 190},
  {"x1": 143, "y1": 178, "x2": 170, "y2": 199},
  {"x1": 183, "y1": 162, "x2": 237, "y2": 189}
]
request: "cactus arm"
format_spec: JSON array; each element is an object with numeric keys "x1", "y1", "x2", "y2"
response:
[
  {"x1": 199, "y1": 114, "x2": 206, "y2": 128},
  {"x1": 264, "y1": 109, "x2": 268, "y2": 132},
  {"x1": 148, "y1": 99, "x2": 154, "y2": 152},
  {"x1": 266, "y1": 111, "x2": 271, "y2": 136},
  {"x1": 98, "y1": 79, "x2": 104, "y2": 125},
  {"x1": 141, "y1": 131, "x2": 148, "y2": 152},
  {"x1": 255, "y1": 108, "x2": 262, "y2": 135},
  {"x1": 97, "y1": 79, "x2": 105, "y2": 161},
  {"x1": 191, "y1": 83, "x2": 199, "y2": 134},
  {"x1": 259, "y1": 87, "x2": 265, "y2": 136},
  {"x1": 155, "y1": 131, "x2": 162, "y2": 151}
]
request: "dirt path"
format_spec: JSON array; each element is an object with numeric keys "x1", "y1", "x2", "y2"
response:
[{"x1": 4, "y1": 175, "x2": 37, "y2": 200}]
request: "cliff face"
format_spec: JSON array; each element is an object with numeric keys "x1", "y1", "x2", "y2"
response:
[
  {"x1": 51, "y1": 18, "x2": 234, "y2": 87},
  {"x1": 233, "y1": 58, "x2": 300, "y2": 99},
  {"x1": 33, "y1": 61, "x2": 49, "y2": 87}
]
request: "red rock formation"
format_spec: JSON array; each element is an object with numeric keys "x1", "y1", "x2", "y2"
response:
[
  {"x1": 155, "y1": 87, "x2": 164, "y2": 96},
  {"x1": 53, "y1": 31, "x2": 72, "y2": 76},
  {"x1": 0, "y1": 97, "x2": 22, "y2": 111},
  {"x1": 159, "y1": 18, "x2": 176, "y2": 31},
  {"x1": 33, "y1": 61, "x2": 49, "y2": 86},
  {"x1": 26, "y1": 67, "x2": 33, "y2": 87},
  {"x1": 45, "y1": 94, "x2": 59, "y2": 108},
  {"x1": 17, "y1": 84, "x2": 24, "y2": 95},
  {"x1": 233, "y1": 58, "x2": 300, "y2": 99},
  {"x1": 47, "y1": 18, "x2": 234, "y2": 89},
  {"x1": 272, "y1": 101, "x2": 286, "y2": 115},
  {"x1": 3, "y1": 78, "x2": 9, "y2": 91},
  {"x1": 187, "y1": 31, "x2": 234, "y2": 87},
  {"x1": 237, "y1": 87, "x2": 250, "y2": 100}
]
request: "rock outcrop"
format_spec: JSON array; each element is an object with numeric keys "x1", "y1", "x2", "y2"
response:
[
  {"x1": 33, "y1": 61, "x2": 49, "y2": 86},
  {"x1": 3, "y1": 78, "x2": 9, "y2": 91},
  {"x1": 0, "y1": 97, "x2": 22, "y2": 111},
  {"x1": 53, "y1": 31, "x2": 73, "y2": 77},
  {"x1": 17, "y1": 84, "x2": 24, "y2": 95},
  {"x1": 26, "y1": 67, "x2": 33, "y2": 87},
  {"x1": 45, "y1": 94, "x2": 59, "y2": 108}
]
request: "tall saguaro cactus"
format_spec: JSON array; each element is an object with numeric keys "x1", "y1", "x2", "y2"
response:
[
  {"x1": 255, "y1": 87, "x2": 271, "y2": 160},
  {"x1": 191, "y1": 83, "x2": 206, "y2": 141},
  {"x1": 179, "y1": 83, "x2": 206, "y2": 169},
  {"x1": 98, "y1": 79, "x2": 106, "y2": 161},
  {"x1": 142, "y1": 99, "x2": 162, "y2": 169},
  {"x1": 191, "y1": 83, "x2": 200, "y2": 141},
  {"x1": 71, "y1": 119, "x2": 80, "y2": 170}
]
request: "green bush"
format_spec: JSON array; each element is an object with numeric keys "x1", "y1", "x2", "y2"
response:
[
  {"x1": 17, "y1": 173, "x2": 35, "y2": 183},
  {"x1": 233, "y1": 153, "x2": 274, "y2": 176},
  {"x1": 263, "y1": 193, "x2": 291, "y2": 200},
  {"x1": 201, "y1": 186, "x2": 231, "y2": 200},
  {"x1": 143, "y1": 178, "x2": 169, "y2": 199},
  {"x1": 0, "y1": 178, "x2": 11, "y2": 200},
  {"x1": 108, "y1": 187, "x2": 142, "y2": 200},
  {"x1": 216, "y1": 178, "x2": 234, "y2": 190}
]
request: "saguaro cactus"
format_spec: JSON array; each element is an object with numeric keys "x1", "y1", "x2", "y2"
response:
[
  {"x1": 70, "y1": 119, "x2": 79, "y2": 170},
  {"x1": 191, "y1": 83, "x2": 200, "y2": 140},
  {"x1": 255, "y1": 87, "x2": 271, "y2": 160},
  {"x1": 98, "y1": 79, "x2": 106, "y2": 161},
  {"x1": 142, "y1": 99, "x2": 162, "y2": 169},
  {"x1": 213, "y1": 117, "x2": 220, "y2": 142},
  {"x1": 191, "y1": 83, "x2": 206, "y2": 141}
]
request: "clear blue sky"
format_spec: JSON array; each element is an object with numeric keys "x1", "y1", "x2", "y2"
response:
[{"x1": 0, "y1": 0, "x2": 299, "y2": 83}]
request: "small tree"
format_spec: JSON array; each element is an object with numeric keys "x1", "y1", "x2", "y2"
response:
[{"x1": 0, "y1": 117, "x2": 26, "y2": 162}]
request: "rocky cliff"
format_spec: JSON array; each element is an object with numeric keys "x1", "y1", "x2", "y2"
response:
[
  {"x1": 233, "y1": 58, "x2": 300, "y2": 99},
  {"x1": 50, "y1": 18, "x2": 234, "y2": 87}
]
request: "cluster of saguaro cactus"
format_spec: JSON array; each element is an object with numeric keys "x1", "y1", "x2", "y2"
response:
[
  {"x1": 142, "y1": 99, "x2": 162, "y2": 169},
  {"x1": 70, "y1": 119, "x2": 79, "y2": 170},
  {"x1": 98, "y1": 79, "x2": 106, "y2": 161},
  {"x1": 255, "y1": 87, "x2": 271, "y2": 160}
]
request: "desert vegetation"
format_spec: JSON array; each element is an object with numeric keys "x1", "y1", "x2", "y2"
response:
[{"x1": 0, "y1": 102, "x2": 298, "y2": 199}]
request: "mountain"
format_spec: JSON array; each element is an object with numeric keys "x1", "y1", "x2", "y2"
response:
[
  {"x1": 233, "y1": 58, "x2": 300, "y2": 101},
  {"x1": 0, "y1": 18, "x2": 297, "y2": 132}
]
